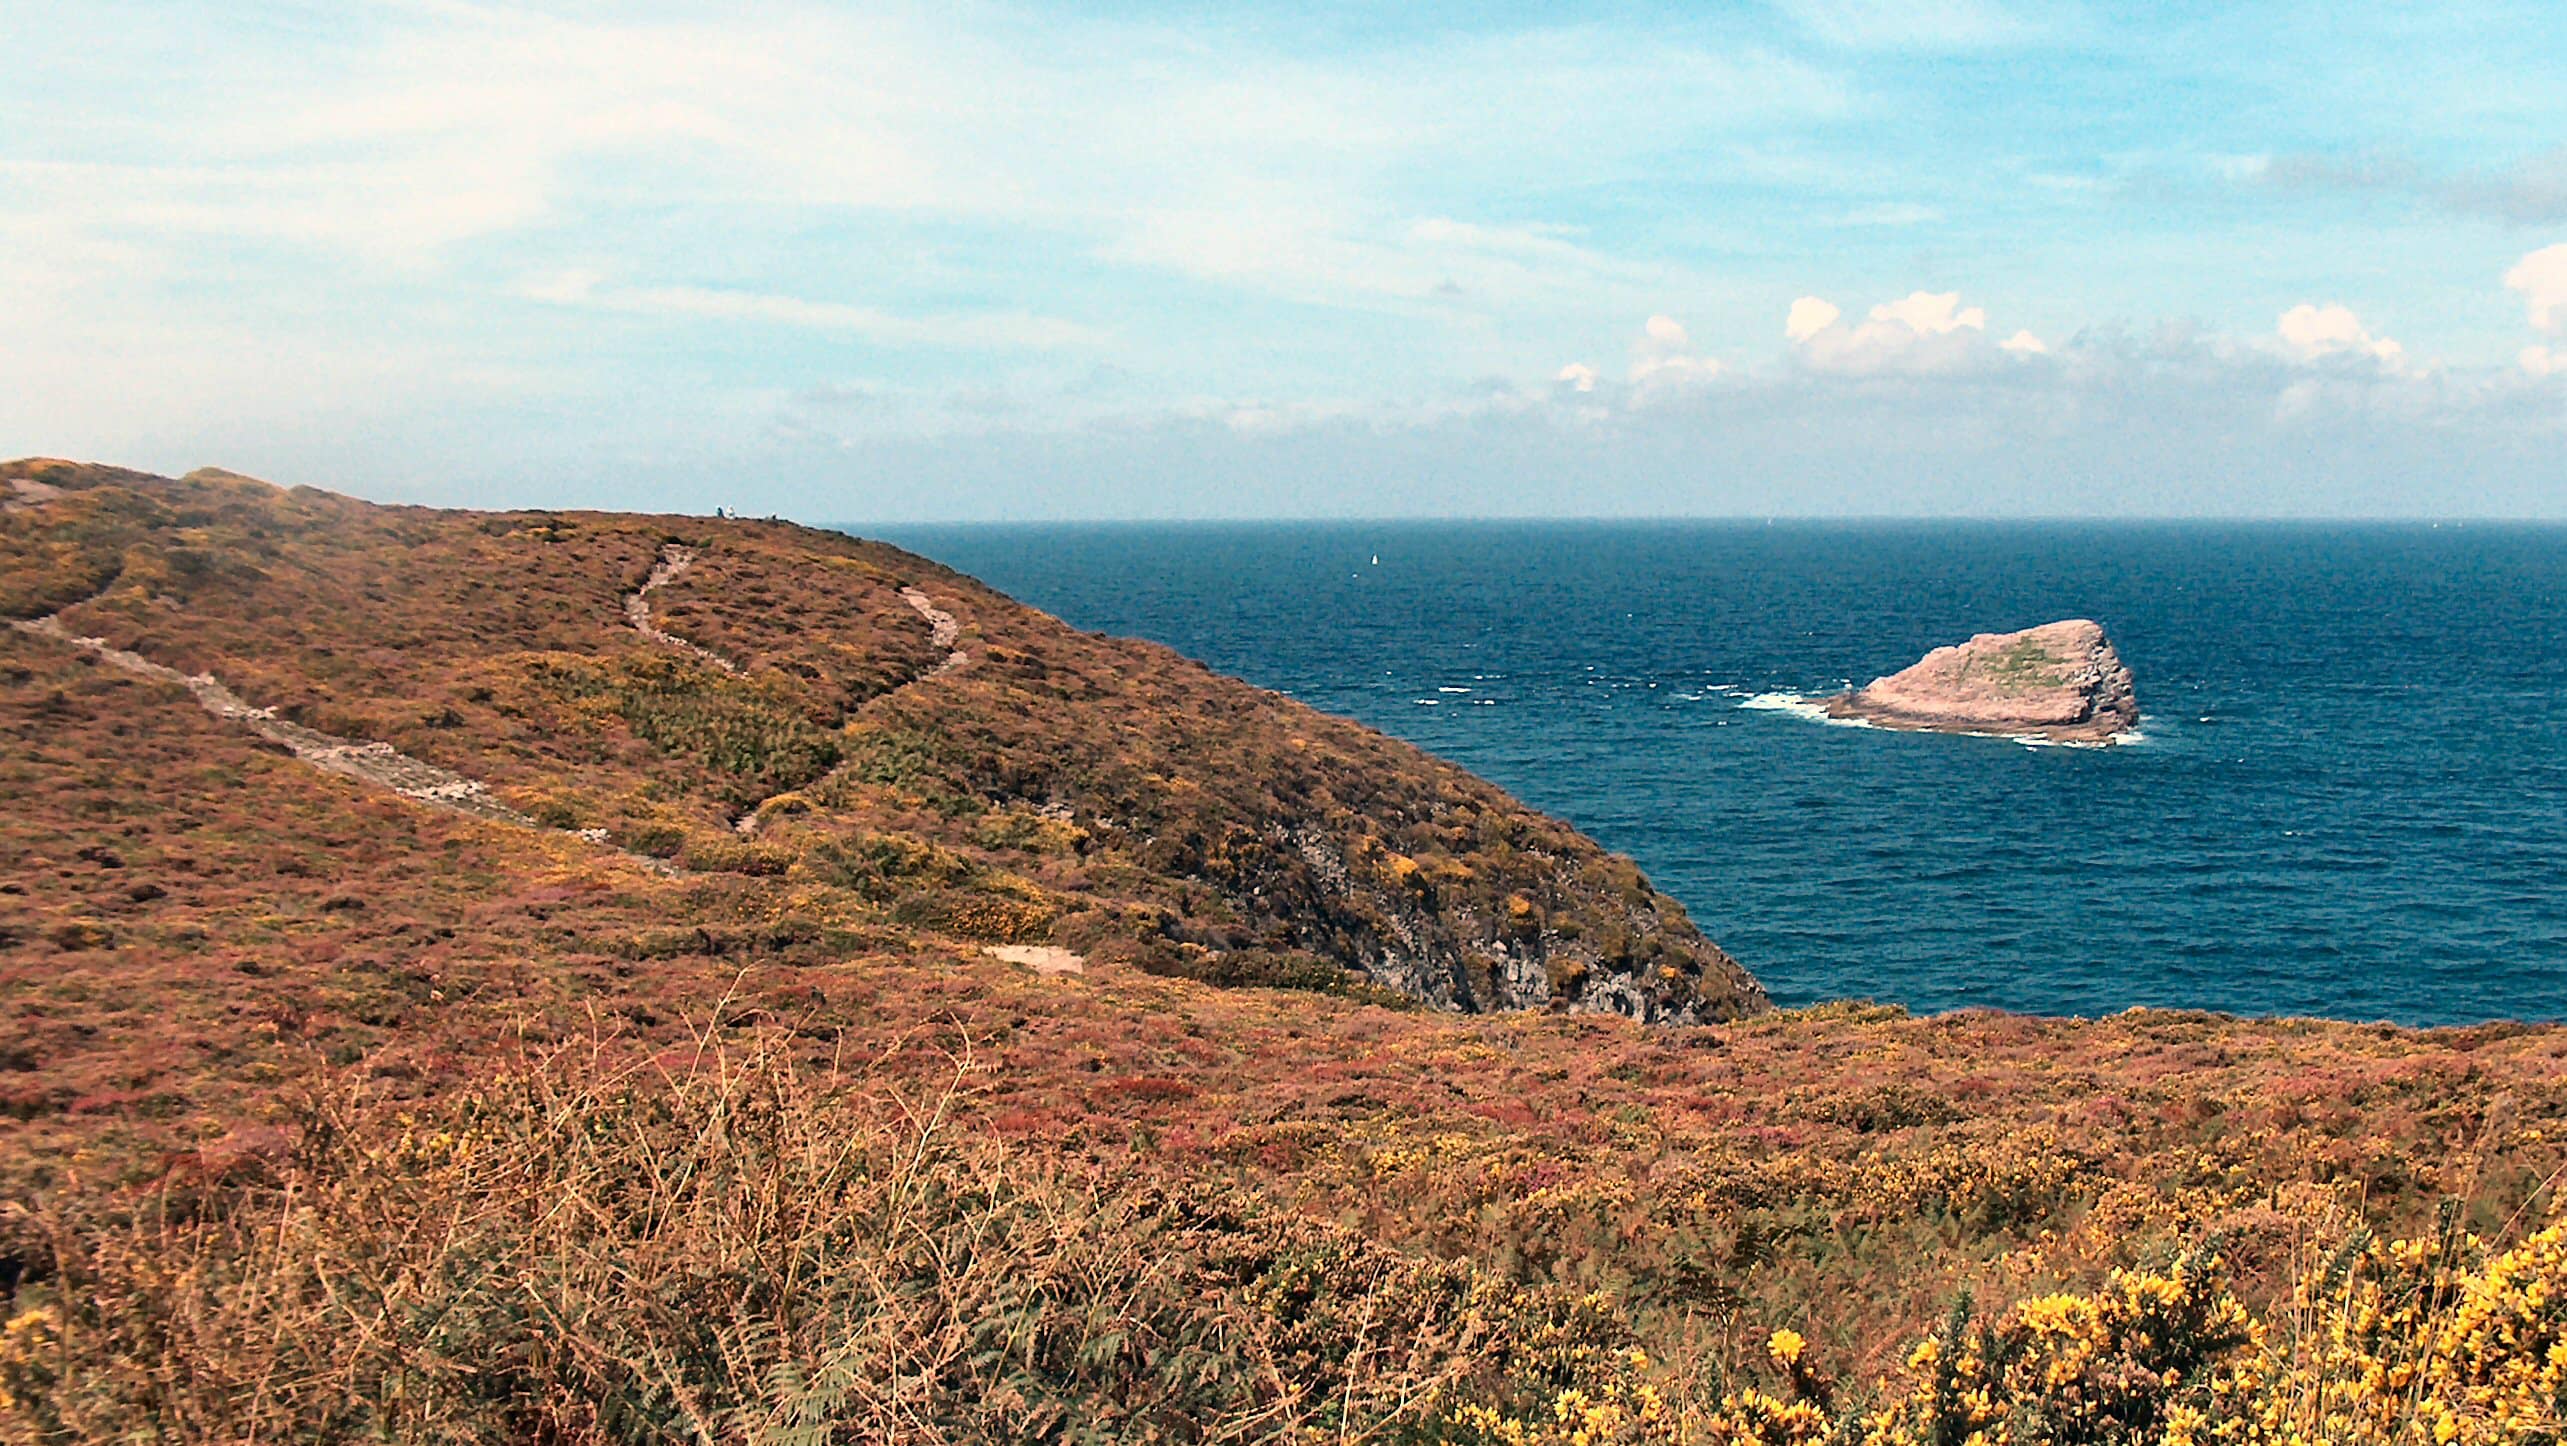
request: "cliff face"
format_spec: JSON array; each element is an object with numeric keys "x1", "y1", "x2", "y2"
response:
[
  {"x1": 0, "y1": 457, "x2": 1766, "y2": 1026},
  {"x1": 1826, "y1": 619, "x2": 2139, "y2": 743}
]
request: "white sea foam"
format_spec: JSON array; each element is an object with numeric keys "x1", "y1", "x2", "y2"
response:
[
  {"x1": 1740, "y1": 692, "x2": 2147, "y2": 748},
  {"x1": 1739, "y1": 692, "x2": 1878, "y2": 729},
  {"x1": 2003, "y1": 722, "x2": 2149, "y2": 750},
  {"x1": 1737, "y1": 691, "x2": 1814, "y2": 713}
]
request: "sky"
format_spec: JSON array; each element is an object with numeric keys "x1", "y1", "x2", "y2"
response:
[{"x1": 3, "y1": 0, "x2": 2564, "y2": 520}]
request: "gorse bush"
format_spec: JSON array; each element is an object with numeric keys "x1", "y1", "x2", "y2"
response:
[
  {"x1": 2246, "y1": 1202, "x2": 2567, "y2": 1444},
  {"x1": 1439, "y1": 1223, "x2": 2567, "y2": 1444}
]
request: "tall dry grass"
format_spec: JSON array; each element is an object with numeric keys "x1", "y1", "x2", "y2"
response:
[
  {"x1": 0, "y1": 1030, "x2": 1637, "y2": 1444},
  {"x1": 11, "y1": 1023, "x2": 2567, "y2": 1443}
]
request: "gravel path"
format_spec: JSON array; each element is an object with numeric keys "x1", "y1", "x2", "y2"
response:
[
  {"x1": 899, "y1": 586, "x2": 968, "y2": 677},
  {"x1": 626, "y1": 544, "x2": 738, "y2": 673},
  {"x1": 12, "y1": 611, "x2": 678, "y2": 873},
  {"x1": 735, "y1": 583, "x2": 969, "y2": 838},
  {"x1": 985, "y1": 944, "x2": 1085, "y2": 976}
]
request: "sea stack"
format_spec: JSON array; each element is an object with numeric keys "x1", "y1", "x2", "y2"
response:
[{"x1": 1824, "y1": 619, "x2": 2139, "y2": 743}]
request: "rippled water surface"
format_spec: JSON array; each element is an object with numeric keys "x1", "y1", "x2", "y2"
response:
[{"x1": 866, "y1": 521, "x2": 2567, "y2": 1024}]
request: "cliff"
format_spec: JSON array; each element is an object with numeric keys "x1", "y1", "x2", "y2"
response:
[{"x1": 1825, "y1": 618, "x2": 2139, "y2": 743}]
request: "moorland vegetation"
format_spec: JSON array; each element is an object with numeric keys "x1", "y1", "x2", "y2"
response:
[{"x1": 4, "y1": 459, "x2": 2565, "y2": 1442}]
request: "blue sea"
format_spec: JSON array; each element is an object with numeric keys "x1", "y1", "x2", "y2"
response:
[{"x1": 868, "y1": 521, "x2": 2567, "y2": 1026}]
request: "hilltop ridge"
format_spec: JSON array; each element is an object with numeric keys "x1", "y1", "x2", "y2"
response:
[{"x1": 0, "y1": 456, "x2": 1764, "y2": 1041}]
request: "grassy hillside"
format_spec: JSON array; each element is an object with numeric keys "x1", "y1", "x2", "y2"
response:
[
  {"x1": 5, "y1": 459, "x2": 2566, "y2": 1442},
  {"x1": 0, "y1": 457, "x2": 1761, "y2": 1030}
]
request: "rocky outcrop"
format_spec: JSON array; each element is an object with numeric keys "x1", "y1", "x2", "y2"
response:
[
  {"x1": 1274, "y1": 827, "x2": 1765, "y2": 1025},
  {"x1": 1825, "y1": 619, "x2": 2138, "y2": 743}
]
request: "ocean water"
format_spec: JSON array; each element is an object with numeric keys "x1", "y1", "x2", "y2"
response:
[{"x1": 868, "y1": 521, "x2": 2567, "y2": 1026}]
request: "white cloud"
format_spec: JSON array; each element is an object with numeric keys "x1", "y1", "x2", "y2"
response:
[
  {"x1": 11, "y1": 5, "x2": 1843, "y2": 312},
  {"x1": 1112, "y1": 204, "x2": 1665, "y2": 316},
  {"x1": 1787, "y1": 290, "x2": 2003, "y2": 374},
  {"x1": 1784, "y1": 296, "x2": 1841, "y2": 342},
  {"x1": 1628, "y1": 314, "x2": 1725, "y2": 392},
  {"x1": 2507, "y1": 244, "x2": 2567, "y2": 334},
  {"x1": 14, "y1": 11, "x2": 831, "y2": 267},
  {"x1": 516, "y1": 271, "x2": 1100, "y2": 350},
  {"x1": 10, "y1": 3, "x2": 2565, "y2": 520},
  {"x1": 2275, "y1": 302, "x2": 2406, "y2": 370},
  {"x1": 810, "y1": 319, "x2": 2567, "y2": 522},
  {"x1": 1870, "y1": 291, "x2": 1987, "y2": 334}
]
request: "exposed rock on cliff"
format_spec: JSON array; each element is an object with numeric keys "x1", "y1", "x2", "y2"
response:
[{"x1": 1825, "y1": 618, "x2": 2138, "y2": 743}]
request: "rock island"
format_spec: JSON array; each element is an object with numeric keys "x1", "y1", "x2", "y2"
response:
[{"x1": 1824, "y1": 618, "x2": 2139, "y2": 743}]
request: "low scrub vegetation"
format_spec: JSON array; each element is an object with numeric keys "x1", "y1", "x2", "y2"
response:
[
  {"x1": 7, "y1": 1042, "x2": 2565, "y2": 1443},
  {"x1": 0, "y1": 458, "x2": 1761, "y2": 1023},
  {"x1": 9, "y1": 459, "x2": 2567, "y2": 1439},
  {"x1": 1, "y1": 1045, "x2": 1643, "y2": 1441}
]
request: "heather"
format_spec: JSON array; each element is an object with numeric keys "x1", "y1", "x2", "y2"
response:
[
  {"x1": 6, "y1": 458, "x2": 2567, "y2": 1440},
  {"x1": 7, "y1": 1039, "x2": 2567, "y2": 1442}
]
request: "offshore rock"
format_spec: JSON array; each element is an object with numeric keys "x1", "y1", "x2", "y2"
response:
[{"x1": 1825, "y1": 619, "x2": 2138, "y2": 743}]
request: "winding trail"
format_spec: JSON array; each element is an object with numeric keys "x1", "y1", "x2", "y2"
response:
[
  {"x1": 10, "y1": 612, "x2": 678, "y2": 874},
  {"x1": 735, "y1": 583, "x2": 969, "y2": 838},
  {"x1": 626, "y1": 544, "x2": 738, "y2": 673},
  {"x1": 899, "y1": 586, "x2": 968, "y2": 677},
  {"x1": 11, "y1": 537, "x2": 968, "y2": 866}
]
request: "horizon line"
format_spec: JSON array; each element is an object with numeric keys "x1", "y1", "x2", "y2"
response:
[{"x1": 836, "y1": 512, "x2": 2567, "y2": 528}]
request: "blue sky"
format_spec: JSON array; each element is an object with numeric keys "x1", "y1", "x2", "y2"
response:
[{"x1": 3, "y1": 0, "x2": 2563, "y2": 518}]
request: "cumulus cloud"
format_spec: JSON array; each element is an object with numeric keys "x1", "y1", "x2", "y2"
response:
[
  {"x1": 2000, "y1": 329, "x2": 2048, "y2": 355},
  {"x1": 2275, "y1": 302, "x2": 2406, "y2": 371},
  {"x1": 2523, "y1": 346, "x2": 2566, "y2": 378},
  {"x1": 1786, "y1": 289, "x2": 2016, "y2": 375},
  {"x1": 799, "y1": 320, "x2": 2567, "y2": 523},
  {"x1": 1628, "y1": 314, "x2": 1724, "y2": 391},
  {"x1": 1784, "y1": 296, "x2": 1840, "y2": 342},
  {"x1": 1869, "y1": 291, "x2": 1986, "y2": 334},
  {"x1": 1546, "y1": 316, "x2": 1726, "y2": 405},
  {"x1": 2508, "y1": 244, "x2": 2567, "y2": 335}
]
